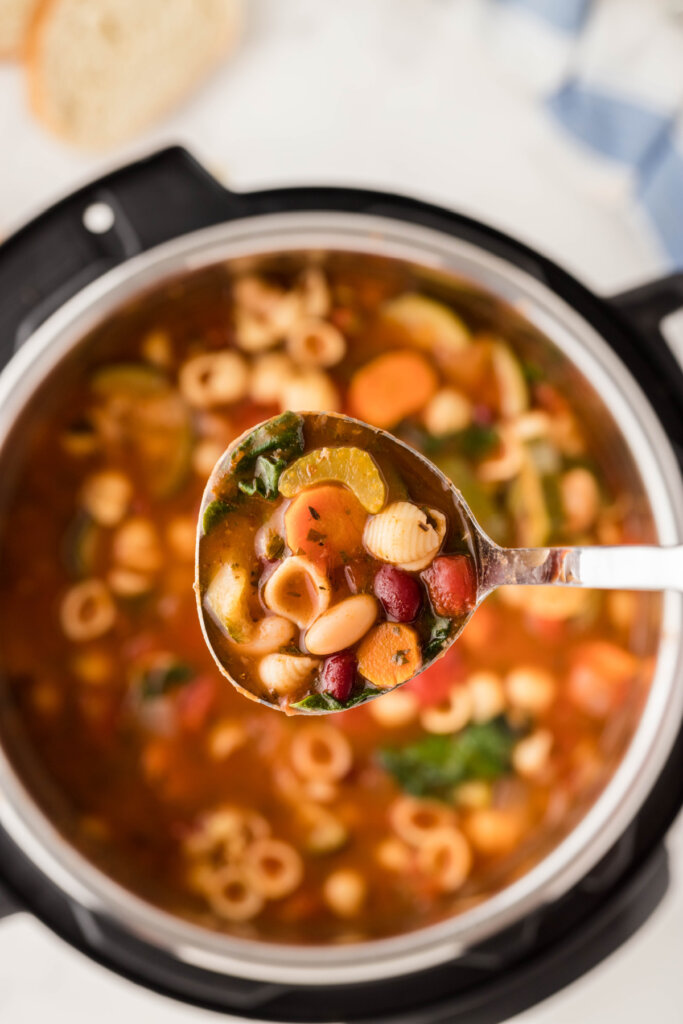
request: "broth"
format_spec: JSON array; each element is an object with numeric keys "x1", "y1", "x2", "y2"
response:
[{"x1": 0, "y1": 254, "x2": 659, "y2": 943}]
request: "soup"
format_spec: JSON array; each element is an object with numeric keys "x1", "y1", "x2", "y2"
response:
[
  {"x1": 0, "y1": 255, "x2": 657, "y2": 943},
  {"x1": 198, "y1": 412, "x2": 477, "y2": 711}
]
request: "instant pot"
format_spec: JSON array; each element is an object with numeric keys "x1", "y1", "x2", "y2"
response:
[{"x1": 0, "y1": 147, "x2": 682, "y2": 1023}]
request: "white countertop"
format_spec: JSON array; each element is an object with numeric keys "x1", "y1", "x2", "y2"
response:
[{"x1": 0, "y1": 2, "x2": 681, "y2": 1021}]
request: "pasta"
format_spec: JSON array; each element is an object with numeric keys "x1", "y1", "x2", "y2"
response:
[
  {"x1": 259, "y1": 654, "x2": 320, "y2": 696},
  {"x1": 415, "y1": 828, "x2": 472, "y2": 892},
  {"x1": 179, "y1": 351, "x2": 249, "y2": 408},
  {"x1": 243, "y1": 838, "x2": 304, "y2": 899},
  {"x1": 363, "y1": 502, "x2": 446, "y2": 571},
  {"x1": 420, "y1": 685, "x2": 472, "y2": 735},
  {"x1": 389, "y1": 796, "x2": 456, "y2": 848},
  {"x1": 262, "y1": 556, "x2": 331, "y2": 629},
  {"x1": 286, "y1": 318, "x2": 346, "y2": 368},
  {"x1": 60, "y1": 579, "x2": 116, "y2": 641},
  {"x1": 290, "y1": 724, "x2": 352, "y2": 783}
]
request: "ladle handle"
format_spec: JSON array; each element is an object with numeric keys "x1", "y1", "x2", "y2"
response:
[{"x1": 481, "y1": 545, "x2": 683, "y2": 593}]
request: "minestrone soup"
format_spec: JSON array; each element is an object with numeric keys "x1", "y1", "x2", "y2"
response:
[{"x1": 0, "y1": 254, "x2": 658, "y2": 943}]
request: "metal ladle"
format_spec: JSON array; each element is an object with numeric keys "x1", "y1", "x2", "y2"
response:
[{"x1": 197, "y1": 412, "x2": 683, "y2": 713}]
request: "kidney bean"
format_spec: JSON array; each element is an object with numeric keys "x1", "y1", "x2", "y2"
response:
[
  {"x1": 422, "y1": 555, "x2": 477, "y2": 618},
  {"x1": 321, "y1": 650, "x2": 357, "y2": 702},
  {"x1": 373, "y1": 564, "x2": 422, "y2": 622}
]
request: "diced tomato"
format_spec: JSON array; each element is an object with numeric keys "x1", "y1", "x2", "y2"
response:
[
  {"x1": 422, "y1": 555, "x2": 477, "y2": 618},
  {"x1": 404, "y1": 643, "x2": 465, "y2": 707},
  {"x1": 176, "y1": 675, "x2": 217, "y2": 732}
]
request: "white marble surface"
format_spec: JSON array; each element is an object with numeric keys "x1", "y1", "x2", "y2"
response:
[{"x1": 0, "y1": 1, "x2": 681, "y2": 1021}]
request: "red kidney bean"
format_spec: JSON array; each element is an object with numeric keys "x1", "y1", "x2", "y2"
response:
[
  {"x1": 321, "y1": 650, "x2": 356, "y2": 702},
  {"x1": 422, "y1": 555, "x2": 477, "y2": 617},
  {"x1": 373, "y1": 564, "x2": 422, "y2": 622}
]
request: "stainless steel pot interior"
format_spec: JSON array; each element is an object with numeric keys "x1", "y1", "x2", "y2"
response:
[{"x1": 0, "y1": 212, "x2": 681, "y2": 986}]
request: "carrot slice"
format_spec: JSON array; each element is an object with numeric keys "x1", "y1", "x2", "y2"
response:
[
  {"x1": 348, "y1": 350, "x2": 438, "y2": 429},
  {"x1": 357, "y1": 622, "x2": 421, "y2": 689},
  {"x1": 284, "y1": 484, "x2": 367, "y2": 569}
]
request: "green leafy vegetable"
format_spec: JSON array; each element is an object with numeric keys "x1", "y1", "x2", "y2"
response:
[
  {"x1": 202, "y1": 498, "x2": 237, "y2": 534},
  {"x1": 397, "y1": 420, "x2": 499, "y2": 460},
  {"x1": 521, "y1": 360, "x2": 545, "y2": 385},
  {"x1": 379, "y1": 717, "x2": 517, "y2": 799},
  {"x1": 237, "y1": 454, "x2": 288, "y2": 500},
  {"x1": 432, "y1": 453, "x2": 509, "y2": 544},
  {"x1": 292, "y1": 687, "x2": 380, "y2": 712},
  {"x1": 456, "y1": 424, "x2": 500, "y2": 459},
  {"x1": 230, "y1": 411, "x2": 304, "y2": 473},
  {"x1": 422, "y1": 615, "x2": 453, "y2": 662},
  {"x1": 62, "y1": 512, "x2": 99, "y2": 578},
  {"x1": 138, "y1": 660, "x2": 194, "y2": 700},
  {"x1": 228, "y1": 412, "x2": 304, "y2": 502}
]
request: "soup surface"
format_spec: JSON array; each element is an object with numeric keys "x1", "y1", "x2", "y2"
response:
[
  {"x1": 198, "y1": 412, "x2": 478, "y2": 711},
  {"x1": 0, "y1": 255, "x2": 658, "y2": 943}
]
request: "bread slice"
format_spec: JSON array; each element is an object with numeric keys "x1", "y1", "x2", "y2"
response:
[
  {"x1": 0, "y1": 0, "x2": 41, "y2": 57},
  {"x1": 27, "y1": 0, "x2": 243, "y2": 147}
]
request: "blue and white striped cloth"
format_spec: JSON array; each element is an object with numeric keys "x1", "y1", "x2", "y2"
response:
[{"x1": 487, "y1": 0, "x2": 683, "y2": 265}]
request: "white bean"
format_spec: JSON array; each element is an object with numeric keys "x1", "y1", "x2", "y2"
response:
[
  {"x1": 467, "y1": 671, "x2": 506, "y2": 722},
  {"x1": 248, "y1": 352, "x2": 296, "y2": 404},
  {"x1": 280, "y1": 370, "x2": 340, "y2": 413},
  {"x1": 80, "y1": 470, "x2": 132, "y2": 526},
  {"x1": 323, "y1": 869, "x2": 366, "y2": 918},
  {"x1": 305, "y1": 594, "x2": 377, "y2": 656},
  {"x1": 423, "y1": 388, "x2": 472, "y2": 436},
  {"x1": 505, "y1": 666, "x2": 555, "y2": 714}
]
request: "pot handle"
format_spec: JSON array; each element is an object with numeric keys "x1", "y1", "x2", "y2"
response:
[
  {"x1": 609, "y1": 272, "x2": 683, "y2": 350},
  {"x1": 0, "y1": 878, "x2": 20, "y2": 921},
  {"x1": 0, "y1": 147, "x2": 247, "y2": 363}
]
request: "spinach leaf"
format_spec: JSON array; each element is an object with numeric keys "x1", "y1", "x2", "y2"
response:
[
  {"x1": 422, "y1": 615, "x2": 453, "y2": 662},
  {"x1": 379, "y1": 716, "x2": 517, "y2": 799},
  {"x1": 202, "y1": 498, "x2": 237, "y2": 534},
  {"x1": 292, "y1": 687, "x2": 380, "y2": 712},
  {"x1": 138, "y1": 660, "x2": 194, "y2": 700},
  {"x1": 456, "y1": 424, "x2": 499, "y2": 459},
  {"x1": 229, "y1": 411, "x2": 304, "y2": 473},
  {"x1": 237, "y1": 454, "x2": 288, "y2": 501},
  {"x1": 228, "y1": 412, "x2": 304, "y2": 502},
  {"x1": 397, "y1": 420, "x2": 499, "y2": 460}
]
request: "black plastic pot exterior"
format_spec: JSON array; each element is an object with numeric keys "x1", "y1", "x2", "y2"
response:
[{"x1": 0, "y1": 147, "x2": 681, "y2": 1023}]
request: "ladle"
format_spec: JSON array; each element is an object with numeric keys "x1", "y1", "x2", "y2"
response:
[{"x1": 197, "y1": 412, "x2": 683, "y2": 713}]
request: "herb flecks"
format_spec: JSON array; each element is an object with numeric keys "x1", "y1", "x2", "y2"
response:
[
  {"x1": 307, "y1": 528, "x2": 327, "y2": 544},
  {"x1": 308, "y1": 506, "x2": 321, "y2": 521},
  {"x1": 265, "y1": 533, "x2": 285, "y2": 561}
]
